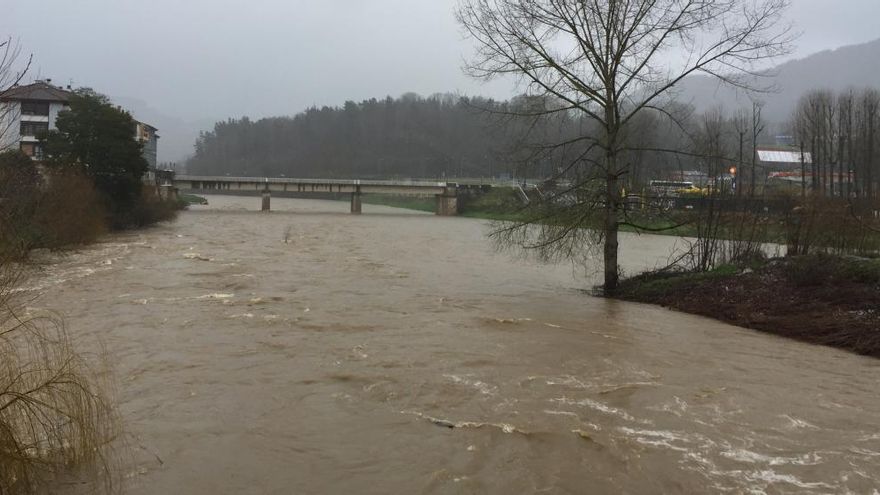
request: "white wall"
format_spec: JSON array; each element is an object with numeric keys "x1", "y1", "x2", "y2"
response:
[
  {"x1": 48, "y1": 102, "x2": 68, "y2": 130},
  {"x1": 0, "y1": 101, "x2": 21, "y2": 152}
]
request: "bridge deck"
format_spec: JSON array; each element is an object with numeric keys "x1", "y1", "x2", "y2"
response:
[{"x1": 173, "y1": 175, "x2": 453, "y2": 196}]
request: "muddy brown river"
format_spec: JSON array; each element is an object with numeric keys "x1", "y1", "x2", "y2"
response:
[{"x1": 25, "y1": 195, "x2": 880, "y2": 494}]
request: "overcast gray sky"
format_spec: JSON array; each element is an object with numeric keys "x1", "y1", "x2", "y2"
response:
[{"x1": 3, "y1": 0, "x2": 880, "y2": 159}]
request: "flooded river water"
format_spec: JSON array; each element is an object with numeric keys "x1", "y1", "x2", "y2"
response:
[{"x1": 27, "y1": 195, "x2": 880, "y2": 494}]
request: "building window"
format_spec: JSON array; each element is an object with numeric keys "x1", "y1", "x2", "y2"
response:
[
  {"x1": 20, "y1": 101, "x2": 50, "y2": 116},
  {"x1": 20, "y1": 121, "x2": 49, "y2": 137}
]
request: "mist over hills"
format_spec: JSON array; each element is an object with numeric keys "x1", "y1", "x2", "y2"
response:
[
  {"x1": 112, "y1": 96, "x2": 213, "y2": 166},
  {"x1": 677, "y1": 37, "x2": 880, "y2": 122},
  {"x1": 157, "y1": 37, "x2": 880, "y2": 167}
]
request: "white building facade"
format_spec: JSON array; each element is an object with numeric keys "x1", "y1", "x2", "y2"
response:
[
  {"x1": 135, "y1": 120, "x2": 159, "y2": 169},
  {"x1": 1, "y1": 80, "x2": 159, "y2": 167},
  {"x1": 0, "y1": 80, "x2": 74, "y2": 159}
]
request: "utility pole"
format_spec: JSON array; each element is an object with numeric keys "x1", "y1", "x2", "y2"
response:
[
  {"x1": 839, "y1": 133, "x2": 845, "y2": 198},
  {"x1": 738, "y1": 130, "x2": 744, "y2": 198}
]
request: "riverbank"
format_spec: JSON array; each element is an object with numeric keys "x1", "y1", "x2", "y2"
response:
[
  {"x1": 359, "y1": 188, "x2": 528, "y2": 220},
  {"x1": 616, "y1": 254, "x2": 880, "y2": 357},
  {"x1": 359, "y1": 190, "x2": 746, "y2": 236}
]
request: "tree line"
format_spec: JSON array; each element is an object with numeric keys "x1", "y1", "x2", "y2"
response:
[
  {"x1": 188, "y1": 93, "x2": 535, "y2": 179},
  {"x1": 185, "y1": 87, "x2": 880, "y2": 205},
  {"x1": 794, "y1": 88, "x2": 880, "y2": 199},
  {"x1": 186, "y1": 92, "x2": 732, "y2": 187}
]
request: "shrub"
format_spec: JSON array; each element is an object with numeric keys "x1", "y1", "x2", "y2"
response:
[
  {"x1": 785, "y1": 254, "x2": 838, "y2": 287},
  {"x1": 783, "y1": 195, "x2": 880, "y2": 257},
  {"x1": 0, "y1": 152, "x2": 42, "y2": 258},
  {"x1": 122, "y1": 186, "x2": 183, "y2": 228},
  {"x1": 31, "y1": 170, "x2": 107, "y2": 250}
]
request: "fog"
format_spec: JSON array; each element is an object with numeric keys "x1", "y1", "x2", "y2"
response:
[{"x1": 3, "y1": 0, "x2": 880, "y2": 161}]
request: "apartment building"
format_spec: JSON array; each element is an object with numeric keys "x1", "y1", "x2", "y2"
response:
[
  {"x1": 0, "y1": 80, "x2": 159, "y2": 167},
  {"x1": 0, "y1": 80, "x2": 74, "y2": 159},
  {"x1": 135, "y1": 120, "x2": 159, "y2": 169}
]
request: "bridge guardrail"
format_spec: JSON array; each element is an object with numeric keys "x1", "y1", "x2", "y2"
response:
[{"x1": 174, "y1": 176, "x2": 450, "y2": 188}]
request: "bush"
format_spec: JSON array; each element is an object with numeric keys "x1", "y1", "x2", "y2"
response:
[
  {"x1": 783, "y1": 195, "x2": 880, "y2": 257},
  {"x1": 3, "y1": 156, "x2": 183, "y2": 257},
  {"x1": 120, "y1": 186, "x2": 183, "y2": 229},
  {"x1": 1, "y1": 165, "x2": 107, "y2": 257},
  {"x1": 31, "y1": 170, "x2": 107, "y2": 250},
  {"x1": 786, "y1": 254, "x2": 837, "y2": 287},
  {"x1": 0, "y1": 153, "x2": 42, "y2": 258}
]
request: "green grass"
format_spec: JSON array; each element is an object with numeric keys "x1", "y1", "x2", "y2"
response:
[
  {"x1": 618, "y1": 263, "x2": 743, "y2": 299},
  {"x1": 618, "y1": 218, "x2": 698, "y2": 237},
  {"x1": 360, "y1": 194, "x2": 435, "y2": 213},
  {"x1": 180, "y1": 194, "x2": 208, "y2": 205},
  {"x1": 459, "y1": 210, "x2": 528, "y2": 222}
]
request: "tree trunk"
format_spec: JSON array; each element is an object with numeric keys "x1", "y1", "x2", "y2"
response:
[
  {"x1": 869, "y1": 110, "x2": 875, "y2": 200},
  {"x1": 604, "y1": 169, "x2": 620, "y2": 294}
]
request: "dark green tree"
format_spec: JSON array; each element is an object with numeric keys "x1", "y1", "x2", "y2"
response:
[{"x1": 43, "y1": 89, "x2": 148, "y2": 225}]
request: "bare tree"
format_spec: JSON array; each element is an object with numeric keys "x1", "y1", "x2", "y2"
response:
[
  {"x1": 733, "y1": 108, "x2": 748, "y2": 197},
  {"x1": 749, "y1": 100, "x2": 765, "y2": 197},
  {"x1": 0, "y1": 38, "x2": 31, "y2": 152},
  {"x1": 456, "y1": 0, "x2": 793, "y2": 293},
  {"x1": 795, "y1": 89, "x2": 880, "y2": 200},
  {"x1": 855, "y1": 89, "x2": 879, "y2": 200}
]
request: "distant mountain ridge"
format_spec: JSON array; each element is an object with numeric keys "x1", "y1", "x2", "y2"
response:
[{"x1": 676, "y1": 37, "x2": 880, "y2": 122}]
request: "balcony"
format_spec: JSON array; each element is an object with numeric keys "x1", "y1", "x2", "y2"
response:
[{"x1": 21, "y1": 114, "x2": 49, "y2": 123}]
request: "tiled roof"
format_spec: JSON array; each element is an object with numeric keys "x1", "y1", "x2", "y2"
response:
[{"x1": 0, "y1": 81, "x2": 74, "y2": 103}]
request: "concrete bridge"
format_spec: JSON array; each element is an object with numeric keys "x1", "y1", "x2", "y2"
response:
[{"x1": 171, "y1": 175, "x2": 459, "y2": 215}]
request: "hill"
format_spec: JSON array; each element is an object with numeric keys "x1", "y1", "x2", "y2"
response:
[{"x1": 677, "y1": 38, "x2": 880, "y2": 122}]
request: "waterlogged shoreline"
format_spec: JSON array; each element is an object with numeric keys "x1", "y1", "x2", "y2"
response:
[
  {"x1": 27, "y1": 196, "x2": 880, "y2": 494},
  {"x1": 616, "y1": 255, "x2": 880, "y2": 358}
]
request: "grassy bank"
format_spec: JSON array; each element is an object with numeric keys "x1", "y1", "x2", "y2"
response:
[
  {"x1": 180, "y1": 193, "x2": 209, "y2": 205},
  {"x1": 616, "y1": 254, "x2": 880, "y2": 357},
  {"x1": 360, "y1": 194, "x2": 436, "y2": 213},
  {"x1": 359, "y1": 189, "x2": 706, "y2": 228},
  {"x1": 354, "y1": 188, "x2": 527, "y2": 218}
]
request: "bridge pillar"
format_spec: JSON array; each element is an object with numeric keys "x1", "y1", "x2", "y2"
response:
[
  {"x1": 261, "y1": 191, "x2": 271, "y2": 211},
  {"x1": 435, "y1": 186, "x2": 458, "y2": 216},
  {"x1": 350, "y1": 190, "x2": 362, "y2": 214}
]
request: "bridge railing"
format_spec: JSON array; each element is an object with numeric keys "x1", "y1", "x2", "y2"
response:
[{"x1": 174, "y1": 175, "x2": 451, "y2": 188}]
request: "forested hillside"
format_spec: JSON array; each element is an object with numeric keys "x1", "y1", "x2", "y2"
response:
[
  {"x1": 186, "y1": 92, "x2": 699, "y2": 183},
  {"x1": 187, "y1": 94, "x2": 545, "y2": 179}
]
